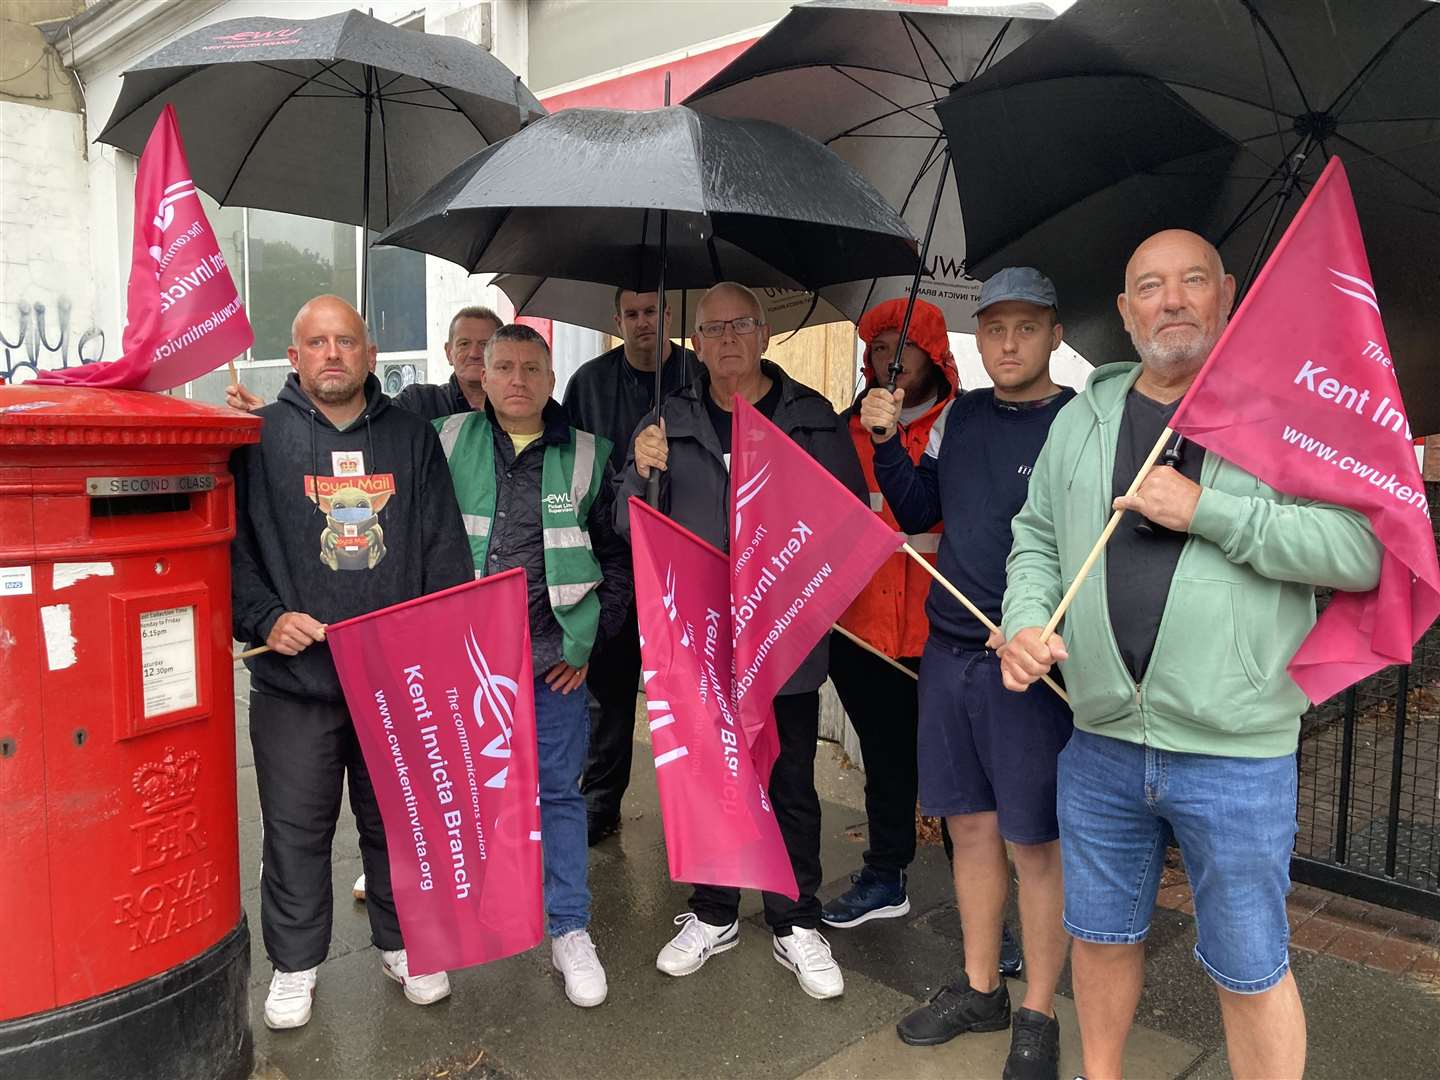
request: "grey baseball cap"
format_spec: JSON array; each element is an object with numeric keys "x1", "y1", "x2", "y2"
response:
[{"x1": 976, "y1": 266, "x2": 1058, "y2": 314}]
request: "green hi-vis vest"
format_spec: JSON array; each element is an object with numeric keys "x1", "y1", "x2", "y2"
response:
[{"x1": 435, "y1": 412, "x2": 612, "y2": 668}]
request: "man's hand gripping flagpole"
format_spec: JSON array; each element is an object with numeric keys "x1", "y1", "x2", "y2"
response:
[
  {"x1": 898, "y1": 543, "x2": 1070, "y2": 704},
  {"x1": 1037, "y1": 424, "x2": 1178, "y2": 642}
]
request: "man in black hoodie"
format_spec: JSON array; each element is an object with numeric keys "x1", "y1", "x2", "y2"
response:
[
  {"x1": 564, "y1": 288, "x2": 699, "y2": 845},
  {"x1": 231, "y1": 295, "x2": 474, "y2": 1031}
]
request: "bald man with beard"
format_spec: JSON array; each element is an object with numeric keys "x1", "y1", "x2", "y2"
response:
[{"x1": 997, "y1": 232, "x2": 1381, "y2": 1080}]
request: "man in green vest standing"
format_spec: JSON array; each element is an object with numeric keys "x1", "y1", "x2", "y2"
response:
[{"x1": 434, "y1": 324, "x2": 633, "y2": 1008}]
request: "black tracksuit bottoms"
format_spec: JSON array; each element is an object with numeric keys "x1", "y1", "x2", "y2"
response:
[
  {"x1": 249, "y1": 687, "x2": 403, "y2": 971},
  {"x1": 691, "y1": 690, "x2": 823, "y2": 934},
  {"x1": 580, "y1": 603, "x2": 643, "y2": 826},
  {"x1": 826, "y1": 632, "x2": 920, "y2": 874}
]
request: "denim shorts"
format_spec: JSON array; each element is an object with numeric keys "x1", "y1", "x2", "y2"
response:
[
  {"x1": 917, "y1": 642, "x2": 1073, "y2": 844},
  {"x1": 1057, "y1": 729, "x2": 1297, "y2": 994}
]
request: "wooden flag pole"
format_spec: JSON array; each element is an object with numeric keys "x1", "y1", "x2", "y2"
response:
[
  {"x1": 901, "y1": 543, "x2": 1069, "y2": 704},
  {"x1": 227, "y1": 358, "x2": 239, "y2": 386},
  {"x1": 235, "y1": 644, "x2": 270, "y2": 662},
  {"x1": 832, "y1": 623, "x2": 917, "y2": 681},
  {"x1": 1039, "y1": 423, "x2": 1176, "y2": 641}
]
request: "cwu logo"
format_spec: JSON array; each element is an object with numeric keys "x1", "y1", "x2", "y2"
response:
[
  {"x1": 464, "y1": 626, "x2": 519, "y2": 790},
  {"x1": 733, "y1": 459, "x2": 772, "y2": 540}
]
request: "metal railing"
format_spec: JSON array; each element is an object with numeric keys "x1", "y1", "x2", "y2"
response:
[{"x1": 1292, "y1": 483, "x2": 1440, "y2": 918}]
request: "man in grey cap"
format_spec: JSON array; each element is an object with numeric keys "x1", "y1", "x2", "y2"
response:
[{"x1": 860, "y1": 267, "x2": 1074, "y2": 1080}]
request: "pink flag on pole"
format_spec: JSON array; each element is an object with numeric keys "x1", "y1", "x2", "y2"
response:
[
  {"x1": 630, "y1": 498, "x2": 798, "y2": 898},
  {"x1": 729, "y1": 396, "x2": 902, "y2": 778},
  {"x1": 35, "y1": 104, "x2": 252, "y2": 391},
  {"x1": 327, "y1": 569, "x2": 544, "y2": 975},
  {"x1": 1170, "y1": 156, "x2": 1440, "y2": 702}
]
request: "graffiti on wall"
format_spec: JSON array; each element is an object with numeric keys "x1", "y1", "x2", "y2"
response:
[{"x1": 0, "y1": 298, "x2": 106, "y2": 384}]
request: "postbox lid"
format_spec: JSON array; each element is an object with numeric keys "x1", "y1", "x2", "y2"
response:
[{"x1": 0, "y1": 384, "x2": 260, "y2": 447}]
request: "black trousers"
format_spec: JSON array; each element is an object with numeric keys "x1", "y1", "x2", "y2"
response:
[
  {"x1": 579, "y1": 603, "x2": 643, "y2": 825},
  {"x1": 691, "y1": 690, "x2": 823, "y2": 933},
  {"x1": 249, "y1": 687, "x2": 402, "y2": 971},
  {"x1": 827, "y1": 633, "x2": 920, "y2": 874}
]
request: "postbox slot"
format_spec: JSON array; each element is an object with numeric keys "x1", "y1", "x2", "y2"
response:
[{"x1": 91, "y1": 493, "x2": 193, "y2": 518}]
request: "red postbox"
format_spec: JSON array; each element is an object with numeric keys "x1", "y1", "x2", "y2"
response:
[{"x1": 0, "y1": 385, "x2": 259, "y2": 1079}]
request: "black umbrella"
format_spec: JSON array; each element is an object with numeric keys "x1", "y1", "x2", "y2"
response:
[
  {"x1": 376, "y1": 104, "x2": 917, "y2": 502},
  {"x1": 684, "y1": 0, "x2": 1051, "y2": 345},
  {"x1": 488, "y1": 274, "x2": 851, "y2": 336},
  {"x1": 935, "y1": 0, "x2": 1440, "y2": 434},
  {"x1": 376, "y1": 106, "x2": 917, "y2": 289},
  {"x1": 97, "y1": 9, "x2": 545, "y2": 315}
]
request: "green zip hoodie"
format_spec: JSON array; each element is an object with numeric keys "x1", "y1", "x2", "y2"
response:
[{"x1": 1003, "y1": 362, "x2": 1382, "y2": 758}]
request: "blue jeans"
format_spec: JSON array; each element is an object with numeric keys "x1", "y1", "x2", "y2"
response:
[
  {"x1": 1057, "y1": 729, "x2": 1297, "y2": 994},
  {"x1": 535, "y1": 674, "x2": 592, "y2": 937}
]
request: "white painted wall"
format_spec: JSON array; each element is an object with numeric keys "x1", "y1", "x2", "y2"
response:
[{"x1": 0, "y1": 102, "x2": 102, "y2": 382}]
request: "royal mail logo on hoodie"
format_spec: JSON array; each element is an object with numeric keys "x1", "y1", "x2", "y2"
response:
[{"x1": 304, "y1": 473, "x2": 398, "y2": 572}]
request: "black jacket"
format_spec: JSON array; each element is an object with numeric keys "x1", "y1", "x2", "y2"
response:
[
  {"x1": 615, "y1": 360, "x2": 866, "y2": 694},
  {"x1": 563, "y1": 342, "x2": 700, "y2": 474},
  {"x1": 480, "y1": 398, "x2": 633, "y2": 671},
  {"x1": 392, "y1": 372, "x2": 473, "y2": 421},
  {"x1": 231, "y1": 373, "x2": 474, "y2": 702}
]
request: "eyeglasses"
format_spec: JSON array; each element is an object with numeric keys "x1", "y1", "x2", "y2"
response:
[{"x1": 697, "y1": 316, "x2": 760, "y2": 338}]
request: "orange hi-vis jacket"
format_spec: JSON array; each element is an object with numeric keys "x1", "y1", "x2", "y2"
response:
[{"x1": 838, "y1": 357, "x2": 958, "y2": 660}]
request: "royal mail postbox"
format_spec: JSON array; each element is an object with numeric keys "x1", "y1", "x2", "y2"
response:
[{"x1": 0, "y1": 385, "x2": 260, "y2": 1079}]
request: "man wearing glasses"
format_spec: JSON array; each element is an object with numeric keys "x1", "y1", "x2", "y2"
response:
[{"x1": 614, "y1": 282, "x2": 867, "y2": 1001}]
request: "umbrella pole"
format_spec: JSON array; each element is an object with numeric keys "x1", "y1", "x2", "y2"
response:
[
  {"x1": 646, "y1": 208, "x2": 669, "y2": 508},
  {"x1": 873, "y1": 144, "x2": 952, "y2": 433},
  {"x1": 646, "y1": 73, "x2": 674, "y2": 509},
  {"x1": 360, "y1": 66, "x2": 374, "y2": 320},
  {"x1": 1238, "y1": 133, "x2": 1316, "y2": 299}
]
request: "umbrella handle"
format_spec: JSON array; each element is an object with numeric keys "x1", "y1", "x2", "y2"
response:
[{"x1": 871, "y1": 144, "x2": 952, "y2": 435}]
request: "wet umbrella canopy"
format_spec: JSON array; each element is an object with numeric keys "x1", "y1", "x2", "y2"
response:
[
  {"x1": 97, "y1": 10, "x2": 544, "y2": 315},
  {"x1": 489, "y1": 275, "x2": 851, "y2": 336},
  {"x1": 936, "y1": 0, "x2": 1440, "y2": 434},
  {"x1": 374, "y1": 106, "x2": 919, "y2": 291},
  {"x1": 685, "y1": 0, "x2": 1052, "y2": 330},
  {"x1": 99, "y1": 10, "x2": 544, "y2": 230}
]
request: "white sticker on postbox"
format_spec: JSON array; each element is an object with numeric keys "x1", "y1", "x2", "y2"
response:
[
  {"x1": 0, "y1": 566, "x2": 33, "y2": 596},
  {"x1": 140, "y1": 605, "x2": 198, "y2": 718}
]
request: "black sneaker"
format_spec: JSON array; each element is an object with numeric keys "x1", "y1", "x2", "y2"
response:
[
  {"x1": 1000, "y1": 924, "x2": 1024, "y2": 977},
  {"x1": 1003, "y1": 1007, "x2": 1060, "y2": 1080},
  {"x1": 587, "y1": 816, "x2": 620, "y2": 846},
  {"x1": 896, "y1": 971, "x2": 1010, "y2": 1046}
]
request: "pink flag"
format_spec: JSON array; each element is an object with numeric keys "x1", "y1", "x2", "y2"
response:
[
  {"x1": 327, "y1": 569, "x2": 544, "y2": 975},
  {"x1": 630, "y1": 498, "x2": 798, "y2": 897},
  {"x1": 730, "y1": 396, "x2": 902, "y2": 778},
  {"x1": 1170, "y1": 156, "x2": 1440, "y2": 702},
  {"x1": 35, "y1": 104, "x2": 252, "y2": 391}
]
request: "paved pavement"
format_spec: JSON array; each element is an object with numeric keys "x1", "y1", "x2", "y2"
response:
[{"x1": 235, "y1": 677, "x2": 1440, "y2": 1080}]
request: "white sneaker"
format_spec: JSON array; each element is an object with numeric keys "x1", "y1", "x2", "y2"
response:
[
  {"x1": 264, "y1": 967, "x2": 317, "y2": 1029},
  {"x1": 380, "y1": 948, "x2": 451, "y2": 1005},
  {"x1": 551, "y1": 929, "x2": 608, "y2": 1007},
  {"x1": 353, "y1": 873, "x2": 366, "y2": 901},
  {"x1": 773, "y1": 926, "x2": 844, "y2": 999},
  {"x1": 655, "y1": 912, "x2": 739, "y2": 977}
]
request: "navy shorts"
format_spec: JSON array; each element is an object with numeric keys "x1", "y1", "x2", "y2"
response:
[{"x1": 917, "y1": 641, "x2": 1073, "y2": 844}]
